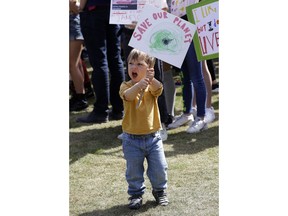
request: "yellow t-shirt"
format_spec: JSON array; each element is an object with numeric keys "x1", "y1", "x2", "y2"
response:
[{"x1": 119, "y1": 80, "x2": 163, "y2": 135}]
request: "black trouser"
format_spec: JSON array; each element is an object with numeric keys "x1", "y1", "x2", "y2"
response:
[{"x1": 207, "y1": 59, "x2": 216, "y2": 82}]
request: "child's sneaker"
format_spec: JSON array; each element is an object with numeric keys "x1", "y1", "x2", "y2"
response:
[
  {"x1": 186, "y1": 117, "x2": 208, "y2": 133},
  {"x1": 152, "y1": 190, "x2": 169, "y2": 206},
  {"x1": 167, "y1": 113, "x2": 194, "y2": 129},
  {"x1": 128, "y1": 195, "x2": 142, "y2": 210}
]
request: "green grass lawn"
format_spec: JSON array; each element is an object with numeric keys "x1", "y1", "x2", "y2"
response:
[{"x1": 70, "y1": 83, "x2": 219, "y2": 216}]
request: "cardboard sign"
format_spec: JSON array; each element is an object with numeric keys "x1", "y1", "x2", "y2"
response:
[
  {"x1": 186, "y1": 0, "x2": 219, "y2": 61},
  {"x1": 109, "y1": 0, "x2": 163, "y2": 24},
  {"x1": 128, "y1": 5, "x2": 196, "y2": 68},
  {"x1": 170, "y1": 0, "x2": 198, "y2": 17}
]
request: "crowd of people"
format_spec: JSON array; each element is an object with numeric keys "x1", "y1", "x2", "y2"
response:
[{"x1": 69, "y1": 0, "x2": 219, "y2": 210}]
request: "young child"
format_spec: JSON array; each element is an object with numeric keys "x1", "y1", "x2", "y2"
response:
[{"x1": 119, "y1": 49, "x2": 169, "y2": 210}]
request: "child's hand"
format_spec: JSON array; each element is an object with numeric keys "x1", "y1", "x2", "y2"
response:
[
  {"x1": 138, "y1": 78, "x2": 150, "y2": 91},
  {"x1": 146, "y1": 68, "x2": 154, "y2": 83}
]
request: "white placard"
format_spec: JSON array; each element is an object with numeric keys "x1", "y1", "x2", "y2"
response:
[
  {"x1": 110, "y1": 0, "x2": 163, "y2": 24},
  {"x1": 128, "y1": 5, "x2": 196, "y2": 68},
  {"x1": 170, "y1": 0, "x2": 198, "y2": 17}
]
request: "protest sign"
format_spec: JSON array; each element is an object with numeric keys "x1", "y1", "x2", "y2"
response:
[
  {"x1": 128, "y1": 5, "x2": 196, "y2": 68},
  {"x1": 186, "y1": 0, "x2": 219, "y2": 61},
  {"x1": 170, "y1": 0, "x2": 198, "y2": 17},
  {"x1": 109, "y1": 0, "x2": 163, "y2": 24}
]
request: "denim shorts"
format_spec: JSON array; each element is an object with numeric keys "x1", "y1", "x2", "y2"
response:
[{"x1": 69, "y1": 14, "x2": 84, "y2": 41}]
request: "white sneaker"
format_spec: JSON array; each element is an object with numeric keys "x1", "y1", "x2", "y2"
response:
[
  {"x1": 117, "y1": 133, "x2": 123, "y2": 140},
  {"x1": 204, "y1": 107, "x2": 215, "y2": 124},
  {"x1": 167, "y1": 113, "x2": 194, "y2": 129},
  {"x1": 160, "y1": 123, "x2": 168, "y2": 141},
  {"x1": 186, "y1": 117, "x2": 208, "y2": 133}
]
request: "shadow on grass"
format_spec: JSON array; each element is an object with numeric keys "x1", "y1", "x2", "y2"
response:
[
  {"x1": 79, "y1": 201, "x2": 157, "y2": 216},
  {"x1": 70, "y1": 105, "x2": 219, "y2": 164},
  {"x1": 165, "y1": 124, "x2": 219, "y2": 157},
  {"x1": 70, "y1": 121, "x2": 218, "y2": 165},
  {"x1": 69, "y1": 123, "x2": 123, "y2": 164}
]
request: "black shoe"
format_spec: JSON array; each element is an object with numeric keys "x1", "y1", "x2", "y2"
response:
[
  {"x1": 109, "y1": 111, "x2": 123, "y2": 121},
  {"x1": 165, "y1": 114, "x2": 175, "y2": 128},
  {"x1": 128, "y1": 195, "x2": 142, "y2": 210},
  {"x1": 70, "y1": 99, "x2": 88, "y2": 112},
  {"x1": 152, "y1": 190, "x2": 169, "y2": 206},
  {"x1": 70, "y1": 94, "x2": 88, "y2": 112},
  {"x1": 76, "y1": 111, "x2": 108, "y2": 123}
]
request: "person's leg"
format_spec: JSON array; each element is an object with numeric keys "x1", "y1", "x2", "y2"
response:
[
  {"x1": 122, "y1": 133, "x2": 146, "y2": 209},
  {"x1": 201, "y1": 60, "x2": 215, "y2": 123},
  {"x1": 181, "y1": 60, "x2": 194, "y2": 115},
  {"x1": 182, "y1": 42, "x2": 206, "y2": 118},
  {"x1": 154, "y1": 60, "x2": 168, "y2": 125},
  {"x1": 122, "y1": 134, "x2": 146, "y2": 196},
  {"x1": 80, "y1": 58, "x2": 94, "y2": 99},
  {"x1": 182, "y1": 42, "x2": 207, "y2": 133},
  {"x1": 207, "y1": 59, "x2": 216, "y2": 82},
  {"x1": 121, "y1": 27, "x2": 134, "y2": 81},
  {"x1": 69, "y1": 40, "x2": 85, "y2": 94},
  {"x1": 163, "y1": 68, "x2": 176, "y2": 117},
  {"x1": 106, "y1": 24, "x2": 125, "y2": 116},
  {"x1": 192, "y1": 60, "x2": 215, "y2": 121},
  {"x1": 146, "y1": 135, "x2": 168, "y2": 191},
  {"x1": 69, "y1": 13, "x2": 88, "y2": 112},
  {"x1": 202, "y1": 60, "x2": 212, "y2": 108},
  {"x1": 69, "y1": 40, "x2": 88, "y2": 112},
  {"x1": 146, "y1": 133, "x2": 169, "y2": 205},
  {"x1": 163, "y1": 62, "x2": 176, "y2": 127},
  {"x1": 166, "y1": 64, "x2": 194, "y2": 129},
  {"x1": 78, "y1": 10, "x2": 110, "y2": 122},
  {"x1": 207, "y1": 59, "x2": 219, "y2": 92}
]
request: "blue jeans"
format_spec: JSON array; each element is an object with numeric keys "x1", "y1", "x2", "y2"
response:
[
  {"x1": 181, "y1": 41, "x2": 206, "y2": 117},
  {"x1": 80, "y1": 9, "x2": 124, "y2": 116},
  {"x1": 122, "y1": 132, "x2": 168, "y2": 196}
]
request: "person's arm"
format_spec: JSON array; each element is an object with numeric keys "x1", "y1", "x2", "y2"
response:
[
  {"x1": 148, "y1": 77, "x2": 162, "y2": 92},
  {"x1": 146, "y1": 67, "x2": 162, "y2": 91},
  {"x1": 123, "y1": 78, "x2": 151, "y2": 101}
]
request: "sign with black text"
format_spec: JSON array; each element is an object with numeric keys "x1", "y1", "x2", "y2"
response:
[{"x1": 186, "y1": 0, "x2": 219, "y2": 61}]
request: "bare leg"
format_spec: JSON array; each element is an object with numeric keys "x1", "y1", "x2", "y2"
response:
[
  {"x1": 69, "y1": 40, "x2": 84, "y2": 94},
  {"x1": 202, "y1": 60, "x2": 212, "y2": 108}
]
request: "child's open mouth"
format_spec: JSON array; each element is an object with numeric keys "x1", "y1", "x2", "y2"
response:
[{"x1": 132, "y1": 72, "x2": 138, "y2": 78}]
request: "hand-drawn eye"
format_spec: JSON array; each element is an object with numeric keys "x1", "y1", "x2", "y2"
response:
[
  {"x1": 162, "y1": 38, "x2": 173, "y2": 46},
  {"x1": 149, "y1": 28, "x2": 182, "y2": 54}
]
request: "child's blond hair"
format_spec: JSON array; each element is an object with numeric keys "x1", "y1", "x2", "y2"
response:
[{"x1": 127, "y1": 49, "x2": 156, "y2": 68}]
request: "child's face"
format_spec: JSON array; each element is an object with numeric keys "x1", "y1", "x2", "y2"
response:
[{"x1": 128, "y1": 57, "x2": 148, "y2": 83}]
